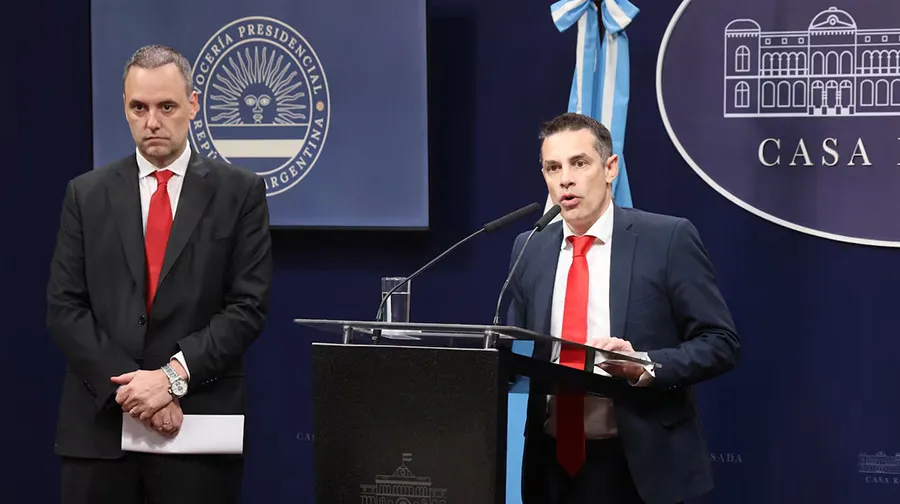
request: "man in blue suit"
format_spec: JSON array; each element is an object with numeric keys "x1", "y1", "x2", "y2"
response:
[{"x1": 507, "y1": 113, "x2": 740, "y2": 504}]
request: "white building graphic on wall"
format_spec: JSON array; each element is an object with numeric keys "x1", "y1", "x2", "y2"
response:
[
  {"x1": 724, "y1": 6, "x2": 900, "y2": 117},
  {"x1": 858, "y1": 451, "x2": 900, "y2": 475}
]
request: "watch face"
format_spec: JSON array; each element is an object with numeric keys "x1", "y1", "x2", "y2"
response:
[{"x1": 171, "y1": 380, "x2": 188, "y2": 396}]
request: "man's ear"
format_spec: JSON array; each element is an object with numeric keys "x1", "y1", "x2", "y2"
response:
[
  {"x1": 188, "y1": 91, "x2": 199, "y2": 120},
  {"x1": 605, "y1": 154, "x2": 619, "y2": 184}
]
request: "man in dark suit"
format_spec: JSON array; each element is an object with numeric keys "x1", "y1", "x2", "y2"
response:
[
  {"x1": 506, "y1": 113, "x2": 740, "y2": 504},
  {"x1": 45, "y1": 44, "x2": 272, "y2": 504}
]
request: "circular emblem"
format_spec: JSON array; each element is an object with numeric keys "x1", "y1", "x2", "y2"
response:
[{"x1": 190, "y1": 16, "x2": 330, "y2": 196}]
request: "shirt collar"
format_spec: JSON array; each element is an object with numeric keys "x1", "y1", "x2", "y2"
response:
[
  {"x1": 136, "y1": 140, "x2": 191, "y2": 179},
  {"x1": 561, "y1": 202, "x2": 614, "y2": 249}
]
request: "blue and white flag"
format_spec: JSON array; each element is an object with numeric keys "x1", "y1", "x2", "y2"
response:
[{"x1": 545, "y1": 0, "x2": 639, "y2": 213}]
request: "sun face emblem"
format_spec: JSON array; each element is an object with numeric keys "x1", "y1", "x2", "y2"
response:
[
  {"x1": 191, "y1": 16, "x2": 331, "y2": 197},
  {"x1": 208, "y1": 47, "x2": 308, "y2": 126},
  {"x1": 243, "y1": 92, "x2": 273, "y2": 123}
]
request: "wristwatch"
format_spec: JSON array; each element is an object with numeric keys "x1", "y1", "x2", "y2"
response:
[{"x1": 162, "y1": 363, "x2": 188, "y2": 398}]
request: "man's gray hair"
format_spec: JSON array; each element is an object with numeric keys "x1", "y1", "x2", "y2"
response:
[{"x1": 122, "y1": 45, "x2": 193, "y2": 97}]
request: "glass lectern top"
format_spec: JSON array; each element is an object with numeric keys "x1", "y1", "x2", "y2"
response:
[{"x1": 293, "y1": 318, "x2": 660, "y2": 369}]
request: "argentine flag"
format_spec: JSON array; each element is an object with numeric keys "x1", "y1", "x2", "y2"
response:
[
  {"x1": 544, "y1": 0, "x2": 638, "y2": 214},
  {"x1": 506, "y1": 1, "x2": 639, "y2": 502}
]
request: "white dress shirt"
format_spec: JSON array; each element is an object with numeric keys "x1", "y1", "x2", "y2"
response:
[
  {"x1": 135, "y1": 142, "x2": 192, "y2": 381},
  {"x1": 544, "y1": 203, "x2": 653, "y2": 440}
]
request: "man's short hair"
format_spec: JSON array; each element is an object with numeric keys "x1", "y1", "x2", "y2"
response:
[
  {"x1": 538, "y1": 112, "x2": 613, "y2": 162},
  {"x1": 122, "y1": 45, "x2": 193, "y2": 97}
]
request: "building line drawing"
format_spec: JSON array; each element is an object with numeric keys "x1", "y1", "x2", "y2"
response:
[
  {"x1": 360, "y1": 453, "x2": 448, "y2": 504},
  {"x1": 724, "y1": 6, "x2": 900, "y2": 117},
  {"x1": 859, "y1": 451, "x2": 900, "y2": 475}
]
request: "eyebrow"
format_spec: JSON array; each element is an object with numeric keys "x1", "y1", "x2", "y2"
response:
[
  {"x1": 128, "y1": 99, "x2": 177, "y2": 107},
  {"x1": 568, "y1": 152, "x2": 592, "y2": 162}
]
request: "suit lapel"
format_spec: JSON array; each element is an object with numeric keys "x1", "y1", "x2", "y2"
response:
[
  {"x1": 158, "y1": 154, "x2": 215, "y2": 288},
  {"x1": 532, "y1": 221, "x2": 563, "y2": 362},
  {"x1": 609, "y1": 206, "x2": 636, "y2": 339},
  {"x1": 109, "y1": 157, "x2": 146, "y2": 292}
]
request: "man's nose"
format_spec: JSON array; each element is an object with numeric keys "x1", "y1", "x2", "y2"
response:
[
  {"x1": 146, "y1": 111, "x2": 161, "y2": 129},
  {"x1": 559, "y1": 167, "x2": 574, "y2": 188}
]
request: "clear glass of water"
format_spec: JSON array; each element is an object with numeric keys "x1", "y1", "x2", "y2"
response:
[{"x1": 381, "y1": 276, "x2": 410, "y2": 323}]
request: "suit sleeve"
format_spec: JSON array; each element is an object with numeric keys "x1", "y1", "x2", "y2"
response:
[
  {"x1": 46, "y1": 180, "x2": 140, "y2": 411},
  {"x1": 646, "y1": 218, "x2": 740, "y2": 389},
  {"x1": 176, "y1": 175, "x2": 272, "y2": 385}
]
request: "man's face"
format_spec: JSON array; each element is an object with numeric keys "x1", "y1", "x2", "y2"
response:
[
  {"x1": 540, "y1": 128, "x2": 618, "y2": 235},
  {"x1": 123, "y1": 63, "x2": 198, "y2": 167}
]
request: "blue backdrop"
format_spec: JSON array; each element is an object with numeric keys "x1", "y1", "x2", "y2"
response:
[
  {"x1": 5, "y1": 0, "x2": 900, "y2": 502},
  {"x1": 90, "y1": 0, "x2": 430, "y2": 229}
]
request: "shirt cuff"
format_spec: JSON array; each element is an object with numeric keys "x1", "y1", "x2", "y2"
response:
[
  {"x1": 170, "y1": 351, "x2": 191, "y2": 381},
  {"x1": 628, "y1": 351, "x2": 655, "y2": 387}
]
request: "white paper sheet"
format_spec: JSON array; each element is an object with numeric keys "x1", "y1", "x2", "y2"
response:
[{"x1": 121, "y1": 413, "x2": 244, "y2": 454}]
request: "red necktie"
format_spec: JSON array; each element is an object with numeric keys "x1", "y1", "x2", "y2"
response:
[
  {"x1": 556, "y1": 234, "x2": 595, "y2": 477},
  {"x1": 145, "y1": 169, "x2": 175, "y2": 313}
]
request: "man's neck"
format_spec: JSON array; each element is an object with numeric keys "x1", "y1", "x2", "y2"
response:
[
  {"x1": 566, "y1": 221, "x2": 593, "y2": 236},
  {"x1": 566, "y1": 198, "x2": 612, "y2": 236}
]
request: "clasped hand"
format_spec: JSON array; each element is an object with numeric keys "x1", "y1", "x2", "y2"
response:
[{"x1": 111, "y1": 370, "x2": 182, "y2": 436}]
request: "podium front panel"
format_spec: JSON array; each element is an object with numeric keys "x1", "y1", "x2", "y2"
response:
[{"x1": 311, "y1": 343, "x2": 508, "y2": 504}]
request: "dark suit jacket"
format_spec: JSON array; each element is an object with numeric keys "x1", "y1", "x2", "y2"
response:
[
  {"x1": 46, "y1": 151, "x2": 272, "y2": 459},
  {"x1": 507, "y1": 205, "x2": 740, "y2": 504}
]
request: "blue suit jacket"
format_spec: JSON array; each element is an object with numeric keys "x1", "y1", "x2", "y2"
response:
[{"x1": 506, "y1": 205, "x2": 740, "y2": 504}]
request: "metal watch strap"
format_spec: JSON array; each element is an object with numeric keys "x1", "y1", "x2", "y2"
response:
[
  {"x1": 162, "y1": 363, "x2": 187, "y2": 398},
  {"x1": 162, "y1": 363, "x2": 180, "y2": 383}
]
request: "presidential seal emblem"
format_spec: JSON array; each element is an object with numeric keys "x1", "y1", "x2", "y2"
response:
[{"x1": 189, "y1": 16, "x2": 330, "y2": 196}]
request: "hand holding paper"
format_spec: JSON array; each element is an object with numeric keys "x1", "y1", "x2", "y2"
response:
[
  {"x1": 147, "y1": 400, "x2": 183, "y2": 437},
  {"x1": 122, "y1": 413, "x2": 245, "y2": 455},
  {"x1": 589, "y1": 337, "x2": 646, "y2": 382}
]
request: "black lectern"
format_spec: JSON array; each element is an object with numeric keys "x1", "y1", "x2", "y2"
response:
[{"x1": 295, "y1": 319, "x2": 660, "y2": 504}]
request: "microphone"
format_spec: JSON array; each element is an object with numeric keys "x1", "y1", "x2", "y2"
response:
[
  {"x1": 374, "y1": 202, "x2": 542, "y2": 323},
  {"x1": 491, "y1": 204, "x2": 561, "y2": 325},
  {"x1": 482, "y1": 202, "x2": 542, "y2": 232},
  {"x1": 533, "y1": 203, "x2": 562, "y2": 231}
]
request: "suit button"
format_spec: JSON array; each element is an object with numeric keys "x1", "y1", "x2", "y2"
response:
[{"x1": 138, "y1": 315, "x2": 147, "y2": 325}]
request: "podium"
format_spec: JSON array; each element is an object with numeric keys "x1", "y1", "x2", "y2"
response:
[{"x1": 296, "y1": 319, "x2": 660, "y2": 504}]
